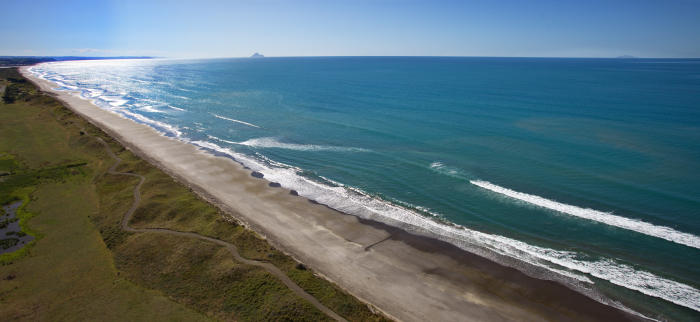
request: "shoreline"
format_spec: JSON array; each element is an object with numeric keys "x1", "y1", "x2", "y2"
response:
[{"x1": 21, "y1": 66, "x2": 639, "y2": 322}]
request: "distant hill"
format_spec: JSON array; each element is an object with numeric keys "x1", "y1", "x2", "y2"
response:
[
  {"x1": 0, "y1": 56, "x2": 156, "y2": 67},
  {"x1": 0, "y1": 57, "x2": 56, "y2": 66},
  {"x1": 616, "y1": 55, "x2": 636, "y2": 58},
  {"x1": 251, "y1": 53, "x2": 265, "y2": 58},
  {"x1": 50, "y1": 56, "x2": 156, "y2": 61}
]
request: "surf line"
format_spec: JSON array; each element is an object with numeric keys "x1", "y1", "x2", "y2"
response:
[
  {"x1": 471, "y1": 180, "x2": 700, "y2": 250},
  {"x1": 213, "y1": 114, "x2": 260, "y2": 128}
]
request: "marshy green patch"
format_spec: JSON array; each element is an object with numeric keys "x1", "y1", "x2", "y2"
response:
[{"x1": 0, "y1": 154, "x2": 19, "y2": 174}]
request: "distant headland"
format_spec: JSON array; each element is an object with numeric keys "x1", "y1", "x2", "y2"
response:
[
  {"x1": 0, "y1": 56, "x2": 155, "y2": 67},
  {"x1": 616, "y1": 55, "x2": 637, "y2": 58},
  {"x1": 251, "y1": 53, "x2": 265, "y2": 58}
]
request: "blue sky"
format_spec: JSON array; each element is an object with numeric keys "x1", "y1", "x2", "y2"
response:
[{"x1": 2, "y1": 0, "x2": 699, "y2": 58}]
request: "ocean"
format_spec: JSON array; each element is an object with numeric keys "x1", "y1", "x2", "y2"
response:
[{"x1": 29, "y1": 57, "x2": 700, "y2": 321}]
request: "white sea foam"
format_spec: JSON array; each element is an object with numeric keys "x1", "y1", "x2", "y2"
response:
[
  {"x1": 213, "y1": 114, "x2": 260, "y2": 128},
  {"x1": 83, "y1": 88, "x2": 105, "y2": 98},
  {"x1": 188, "y1": 138, "x2": 700, "y2": 314},
  {"x1": 99, "y1": 95, "x2": 129, "y2": 107},
  {"x1": 140, "y1": 105, "x2": 162, "y2": 113},
  {"x1": 34, "y1": 70, "x2": 182, "y2": 138},
  {"x1": 207, "y1": 135, "x2": 238, "y2": 145},
  {"x1": 430, "y1": 162, "x2": 468, "y2": 179},
  {"x1": 117, "y1": 110, "x2": 182, "y2": 138},
  {"x1": 72, "y1": 96, "x2": 182, "y2": 137},
  {"x1": 471, "y1": 180, "x2": 700, "y2": 250},
  {"x1": 138, "y1": 104, "x2": 185, "y2": 113},
  {"x1": 238, "y1": 137, "x2": 369, "y2": 152},
  {"x1": 28, "y1": 64, "x2": 697, "y2": 317}
]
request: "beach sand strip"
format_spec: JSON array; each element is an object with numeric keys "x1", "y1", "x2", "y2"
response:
[{"x1": 21, "y1": 67, "x2": 636, "y2": 322}]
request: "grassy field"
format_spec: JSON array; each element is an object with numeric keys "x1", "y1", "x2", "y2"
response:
[
  {"x1": 0, "y1": 67, "x2": 391, "y2": 322},
  {"x1": 0, "y1": 71, "x2": 211, "y2": 321}
]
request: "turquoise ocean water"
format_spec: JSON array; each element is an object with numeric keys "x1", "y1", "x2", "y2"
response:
[{"x1": 29, "y1": 57, "x2": 700, "y2": 321}]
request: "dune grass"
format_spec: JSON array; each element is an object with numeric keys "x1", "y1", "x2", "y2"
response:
[
  {"x1": 0, "y1": 73, "x2": 211, "y2": 320},
  {"x1": 117, "y1": 134, "x2": 390, "y2": 322},
  {"x1": 0, "y1": 68, "x2": 391, "y2": 321}
]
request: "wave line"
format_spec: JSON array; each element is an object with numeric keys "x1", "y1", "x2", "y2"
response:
[
  {"x1": 213, "y1": 114, "x2": 260, "y2": 128},
  {"x1": 238, "y1": 137, "x2": 368, "y2": 152},
  {"x1": 181, "y1": 140, "x2": 700, "y2": 314},
  {"x1": 471, "y1": 180, "x2": 700, "y2": 250}
]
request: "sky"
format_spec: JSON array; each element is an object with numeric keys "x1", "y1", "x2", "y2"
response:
[{"x1": 1, "y1": 0, "x2": 699, "y2": 58}]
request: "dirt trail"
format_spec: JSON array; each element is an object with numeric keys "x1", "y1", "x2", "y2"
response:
[{"x1": 70, "y1": 117, "x2": 348, "y2": 322}]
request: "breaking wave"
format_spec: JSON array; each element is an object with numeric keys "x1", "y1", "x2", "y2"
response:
[
  {"x1": 213, "y1": 114, "x2": 260, "y2": 128},
  {"x1": 237, "y1": 137, "x2": 369, "y2": 152},
  {"x1": 471, "y1": 180, "x2": 700, "y2": 250},
  {"x1": 190, "y1": 139, "x2": 700, "y2": 314},
  {"x1": 28, "y1": 61, "x2": 700, "y2": 318}
]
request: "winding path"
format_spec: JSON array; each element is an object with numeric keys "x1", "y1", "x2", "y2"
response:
[{"x1": 70, "y1": 118, "x2": 348, "y2": 322}]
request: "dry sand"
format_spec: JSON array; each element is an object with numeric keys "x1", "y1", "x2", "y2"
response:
[{"x1": 22, "y1": 67, "x2": 636, "y2": 322}]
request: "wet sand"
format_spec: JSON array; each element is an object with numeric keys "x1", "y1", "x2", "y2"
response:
[{"x1": 22, "y1": 66, "x2": 637, "y2": 322}]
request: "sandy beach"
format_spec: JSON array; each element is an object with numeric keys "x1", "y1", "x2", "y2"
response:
[{"x1": 21, "y1": 66, "x2": 637, "y2": 322}]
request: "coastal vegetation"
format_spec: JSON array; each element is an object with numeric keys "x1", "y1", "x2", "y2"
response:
[
  {"x1": 0, "y1": 57, "x2": 56, "y2": 67},
  {"x1": 0, "y1": 67, "x2": 390, "y2": 322},
  {"x1": 0, "y1": 57, "x2": 155, "y2": 67}
]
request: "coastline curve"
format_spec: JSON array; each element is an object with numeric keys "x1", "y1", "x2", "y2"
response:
[{"x1": 22, "y1": 65, "x2": 645, "y2": 322}]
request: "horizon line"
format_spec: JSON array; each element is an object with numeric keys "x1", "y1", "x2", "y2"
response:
[{"x1": 6, "y1": 54, "x2": 700, "y2": 60}]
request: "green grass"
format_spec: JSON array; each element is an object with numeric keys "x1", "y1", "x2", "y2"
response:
[
  {"x1": 0, "y1": 68, "x2": 392, "y2": 322},
  {"x1": 0, "y1": 95, "x2": 210, "y2": 321},
  {"x1": 115, "y1": 233, "x2": 332, "y2": 322},
  {"x1": 0, "y1": 181, "x2": 210, "y2": 321},
  {"x1": 0, "y1": 162, "x2": 88, "y2": 205},
  {"x1": 0, "y1": 154, "x2": 19, "y2": 173},
  {"x1": 1, "y1": 68, "x2": 42, "y2": 105},
  {"x1": 127, "y1": 174, "x2": 391, "y2": 321},
  {"x1": 287, "y1": 269, "x2": 390, "y2": 322},
  {"x1": 121, "y1": 158, "x2": 391, "y2": 321}
]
